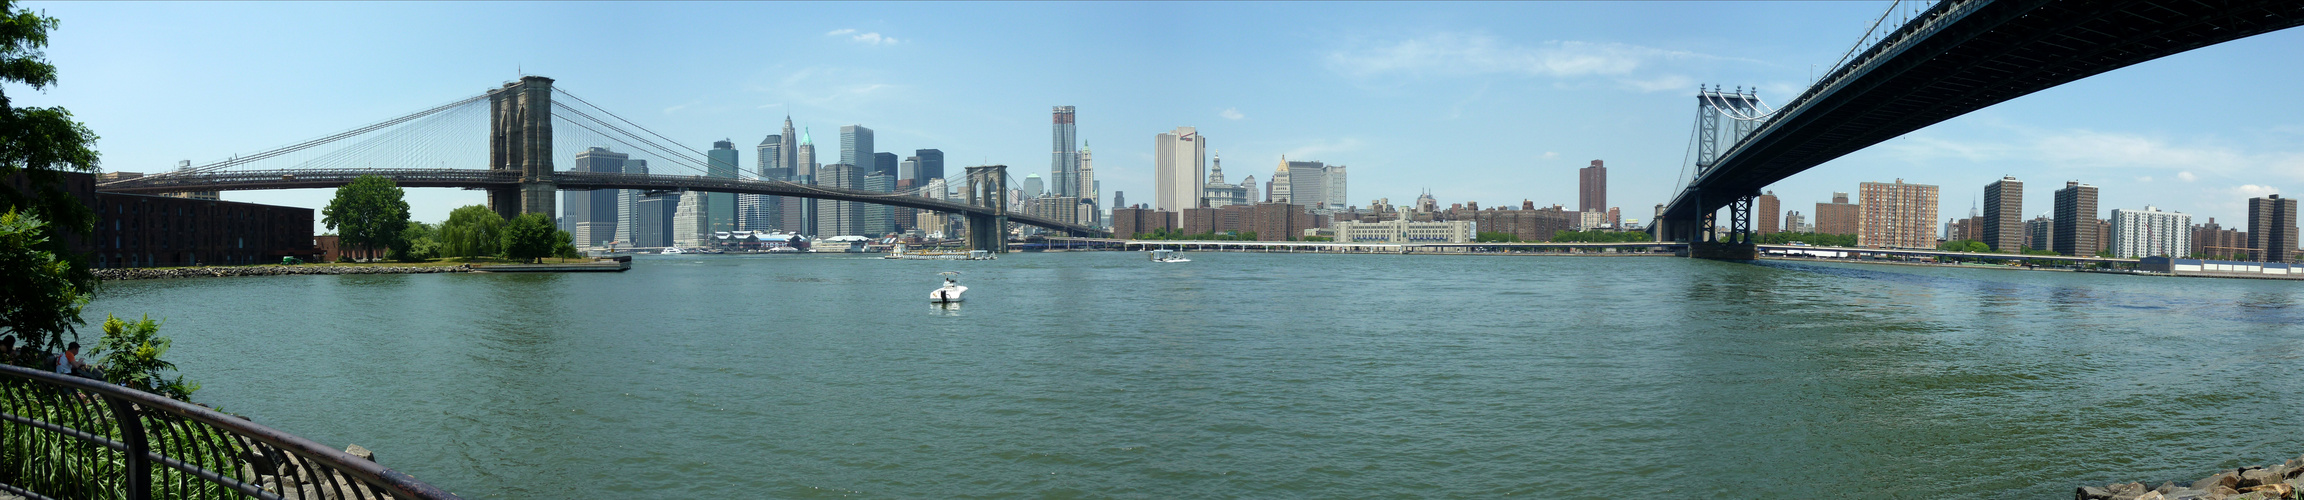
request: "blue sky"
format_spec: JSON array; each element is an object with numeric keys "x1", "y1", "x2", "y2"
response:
[{"x1": 23, "y1": 2, "x2": 2304, "y2": 230}]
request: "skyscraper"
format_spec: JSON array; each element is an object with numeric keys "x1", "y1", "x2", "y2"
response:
[
  {"x1": 2109, "y1": 206, "x2": 2190, "y2": 258},
  {"x1": 789, "y1": 128, "x2": 818, "y2": 235},
  {"x1": 861, "y1": 172, "x2": 895, "y2": 236},
  {"x1": 1579, "y1": 160, "x2": 1607, "y2": 214},
  {"x1": 913, "y1": 149, "x2": 944, "y2": 185},
  {"x1": 874, "y1": 152, "x2": 899, "y2": 178},
  {"x1": 1278, "y1": 158, "x2": 1339, "y2": 210},
  {"x1": 2249, "y1": 194, "x2": 2298, "y2": 262},
  {"x1": 1755, "y1": 191, "x2": 1780, "y2": 235},
  {"x1": 817, "y1": 163, "x2": 862, "y2": 236},
  {"x1": 1153, "y1": 127, "x2": 1204, "y2": 211},
  {"x1": 567, "y1": 147, "x2": 628, "y2": 248},
  {"x1": 1051, "y1": 106, "x2": 1079, "y2": 198},
  {"x1": 749, "y1": 134, "x2": 785, "y2": 232},
  {"x1": 1022, "y1": 174, "x2": 1044, "y2": 199},
  {"x1": 840, "y1": 125, "x2": 873, "y2": 171},
  {"x1": 706, "y1": 140, "x2": 740, "y2": 233},
  {"x1": 618, "y1": 159, "x2": 650, "y2": 245},
  {"x1": 1982, "y1": 176, "x2": 2023, "y2": 251},
  {"x1": 1078, "y1": 143, "x2": 1097, "y2": 219},
  {"x1": 1269, "y1": 156, "x2": 1292, "y2": 204},
  {"x1": 2053, "y1": 181, "x2": 2099, "y2": 256},
  {"x1": 1857, "y1": 180, "x2": 1938, "y2": 248}
]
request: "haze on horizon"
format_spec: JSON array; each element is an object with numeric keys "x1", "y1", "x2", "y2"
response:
[{"x1": 26, "y1": 1, "x2": 2304, "y2": 228}]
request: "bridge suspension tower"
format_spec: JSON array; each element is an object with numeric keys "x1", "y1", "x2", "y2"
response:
[
  {"x1": 1665, "y1": 85, "x2": 1773, "y2": 255},
  {"x1": 962, "y1": 165, "x2": 1009, "y2": 253},
  {"x1": 488, "y1": 76, "x2": 557, "y2": 222}
]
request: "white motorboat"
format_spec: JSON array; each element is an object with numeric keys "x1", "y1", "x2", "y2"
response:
[
  {"x1": 1149, "y1": 249, "x2": 1191, "y2": 263},
  {"x1": 660, "y1": 247, "x2": 685, "y2": 255},
  {"x1": 929, "y1": 271, "x2": 967, "y2": 303}
]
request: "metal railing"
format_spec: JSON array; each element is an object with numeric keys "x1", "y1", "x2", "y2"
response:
[{"x1": 0, "y1": 364, "x2": 460, "y2": 500}]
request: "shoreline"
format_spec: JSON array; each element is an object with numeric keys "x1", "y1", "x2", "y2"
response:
[{"x1": 97, "y1": 264, "x2": 472, "y2": 281}]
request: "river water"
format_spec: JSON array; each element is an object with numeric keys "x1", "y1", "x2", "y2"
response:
[{"x1": 76, "y1": 253, "x2": 2304, "y2": 498}]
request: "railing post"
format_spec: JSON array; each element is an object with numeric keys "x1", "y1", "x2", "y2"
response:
[{"x1": 103, "y1": 395, "x2": 151, "y2": 500}]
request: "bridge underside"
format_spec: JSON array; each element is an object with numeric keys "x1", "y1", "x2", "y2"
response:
[{"x1": 1664, "y1": 0, "x2": 2304, "y2": 229}]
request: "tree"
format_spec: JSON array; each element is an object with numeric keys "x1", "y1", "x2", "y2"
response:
[
  {"x1": 0, "y1": 3, "x2": 101, "y2": 294},
  {"x1": 390, "y1": 221, "x2": 439, "y2": 262},
  {"x1": 0, "y1": 211, "x2": 86, "y2": 351},
  {"x1": 437, "y1": 205, "x2": 506, "y2": 258},
  {"x1": 551, "y1": 229, "x2": 581, "y2": 259},
  {"x1": 500, "y1": 212, "x2": 559, "y2": 263},
  {"x1": 321, "y1": 175, "x2": 410, "y2": 261}
]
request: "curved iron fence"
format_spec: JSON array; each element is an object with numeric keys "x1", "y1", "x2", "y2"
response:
[{"x1": 0, "y1": 364, "x2": 460, "y2": 500}]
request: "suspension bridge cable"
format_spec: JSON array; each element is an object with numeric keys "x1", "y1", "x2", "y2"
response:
[
  {"x1": 174, "y1": 91, "x2": 492, "y2": 176},
  {"x1": 551, "y1": 87, "x2": 717, "y2": 162}
]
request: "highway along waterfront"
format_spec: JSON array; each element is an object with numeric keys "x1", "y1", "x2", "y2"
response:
[{"x1": 80, "y1": 252, "x2": 2304, "y2": 498}]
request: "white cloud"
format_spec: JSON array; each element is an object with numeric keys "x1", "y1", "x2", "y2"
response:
[
  {"x1": 1541, "y1": 151, "x2": 1560, "y2": 160},
  {"x1": 2236, "y1": 184, "x2": 2283, "y2": 197},
  {"x1": 1887, "y1": 127, "x2": 2304, "y2": 185},
  {"x1": 826, "y1": 29, "x2": 898, "y2": 46},
  {"x1": 662, "y1": 100, "x2": 700, "y2": 115},
  {"x1": 1219, "y1": 108, "x2": 1244, "y2": 120},
  {"x1": 1326, "y1": 33, "x2": 1745, "y2": 92},
  {"x1": 2178, "y1": 171, "x2": 2197, "y2": 182},
  {"x1": 756, "y1": 102, "x2": 783, "y2": 110}
]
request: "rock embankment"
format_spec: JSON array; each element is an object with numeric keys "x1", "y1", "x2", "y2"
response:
[
  {"x1": 2082, "y1": 456, "x2": 2304, "y2": 500},
  {"x1": 97, "y1": 264, "x2": 470, "y2": 281}
]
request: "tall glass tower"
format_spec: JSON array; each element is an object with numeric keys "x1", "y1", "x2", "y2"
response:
[
  {"x1": 706, "y1": 139, "x2": 740, "y2": 233},
  {"x1": 1051, "y1": 106, "x2": 1078, "y2": 197}
]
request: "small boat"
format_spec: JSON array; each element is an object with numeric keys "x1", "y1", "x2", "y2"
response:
[
  {"x1": 1150, "y1": 249, "x2": 1191, "y2": 263},
  {"x1": 929, "y1": 271, "x2": 967, "y2": 303},
  {"x1": 661, "y1": 247, "x2": 685, "y2": 255}
]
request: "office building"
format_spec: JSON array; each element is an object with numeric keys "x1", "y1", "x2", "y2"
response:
[
  {"x1": 1815, "y1": 192, "x2": 1860, "y2": 236},
  {"x1": 840, "y1": 125, "x2": 873, "y2": 168},
  {"x1": 751, "y1": 134, "x2": 785, "y2": 233},
  {"x1": 1078, "y1": 144, "x2": 1098, "y2": 222},
  {"x1": 617, "y1": 159, "x2": 651, "y2": 245},
  {"x1": 1201, "y1": 151, "x2": 1253, "y2": 208},
  {"x1": 2053, "y1": 181, "x2": 2099, "y2": 256},
  {"x1": 873, "y1": 152, "x2": 898, "y2": 179},
  {"x1": 1332, "y1": 219, "x2": 1475, "y2": 243},
  {"x1": 1982, "y1": 176, "x2": 2023, "y2": 251},
  {"x1": 1579, "y1": 160, "x2": 1606, "y2": 214},
  {"x1": 786, "y1": 128, "x2": 818, "y2": 235},
  {"x1": 814, "y1": 163, "x2": 862, "y2": 236},
  {"x1": 1784, "y1": 210, "x2": 1807, "y2": 233},
  {"x1": 565, "y1": 147, "x2": 627, "y2": 248},
  {"x1": 671, "y1": 191, "x2": 711, "y2": 247},
  {"x1": 1270, "y1": 158, "x2": 1347, "y2": 210},
  {"x1": 1857, "y1": 179, "x2": 1939, "y2": 248},
  {"x1": 1153, "y1": 127, "x2": 1205, "y2": 211},
  {"x1": 635, "y1": 192, "x2": 672, "y2": 248},
  {"x1": 861, "y1": 172, "x2": 896, "y2": 236},
  {"x1": 1755, "y1": 191, "x2": 1780, "y2": 234},
  {"x1": 913, "y1": 149, "x2": 944, "y2": 186},
  {"x1": 2249, "y1": 194, "x2": 2299, "y2": 262},
  {"x1": 2109, "y1": 206, "x2": 2190, "y2": 258},
  {"x1": 1051, "y1": 106, "x2": 1080, "y2": 198},
  {"x1": 1022, "y1": 174, "x2": 1044, "y2": 199},
  {"x1": 705, "y1": 140, "x2": 740, "y2": 234}
]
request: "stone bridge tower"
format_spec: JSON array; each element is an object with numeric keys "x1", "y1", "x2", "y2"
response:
[{"x1": 488, "y1": 76, "x2": 555, "y2": 221}]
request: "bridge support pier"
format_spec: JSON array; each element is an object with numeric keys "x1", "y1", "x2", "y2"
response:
[{"x1": 963, "y1": 165, "x2": 1010, "y2": 253}]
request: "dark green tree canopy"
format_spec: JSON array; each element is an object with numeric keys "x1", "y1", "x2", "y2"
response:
[
  {"x1": 500, "y1": 212, "x2": 558, "y2": 263},
  {"x1": 0, "y1": 1, "x2": 98, "y2": 290},
  {"x1": 321, "y1": 175, "x2": 411, "y2": 260},
  {"x1": 0, "y1": 211, "x2": 85, "y2": 350},
  {"x1": 437, "y1": 204, "x2": 506, "y2": 258}
]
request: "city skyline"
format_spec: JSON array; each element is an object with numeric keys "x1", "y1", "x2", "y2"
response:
[{"x1": 28, "y1": 2, "x2": 2304, "y2": 228}]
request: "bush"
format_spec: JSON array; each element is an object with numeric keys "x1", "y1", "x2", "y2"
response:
[{"x1": 91, "y1": 314, "x2": 197, "y2": 400}]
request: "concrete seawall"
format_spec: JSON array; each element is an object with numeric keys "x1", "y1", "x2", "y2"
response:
[{"x1": 97, "y1": 264, "x2": 472, "y2": 281}]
